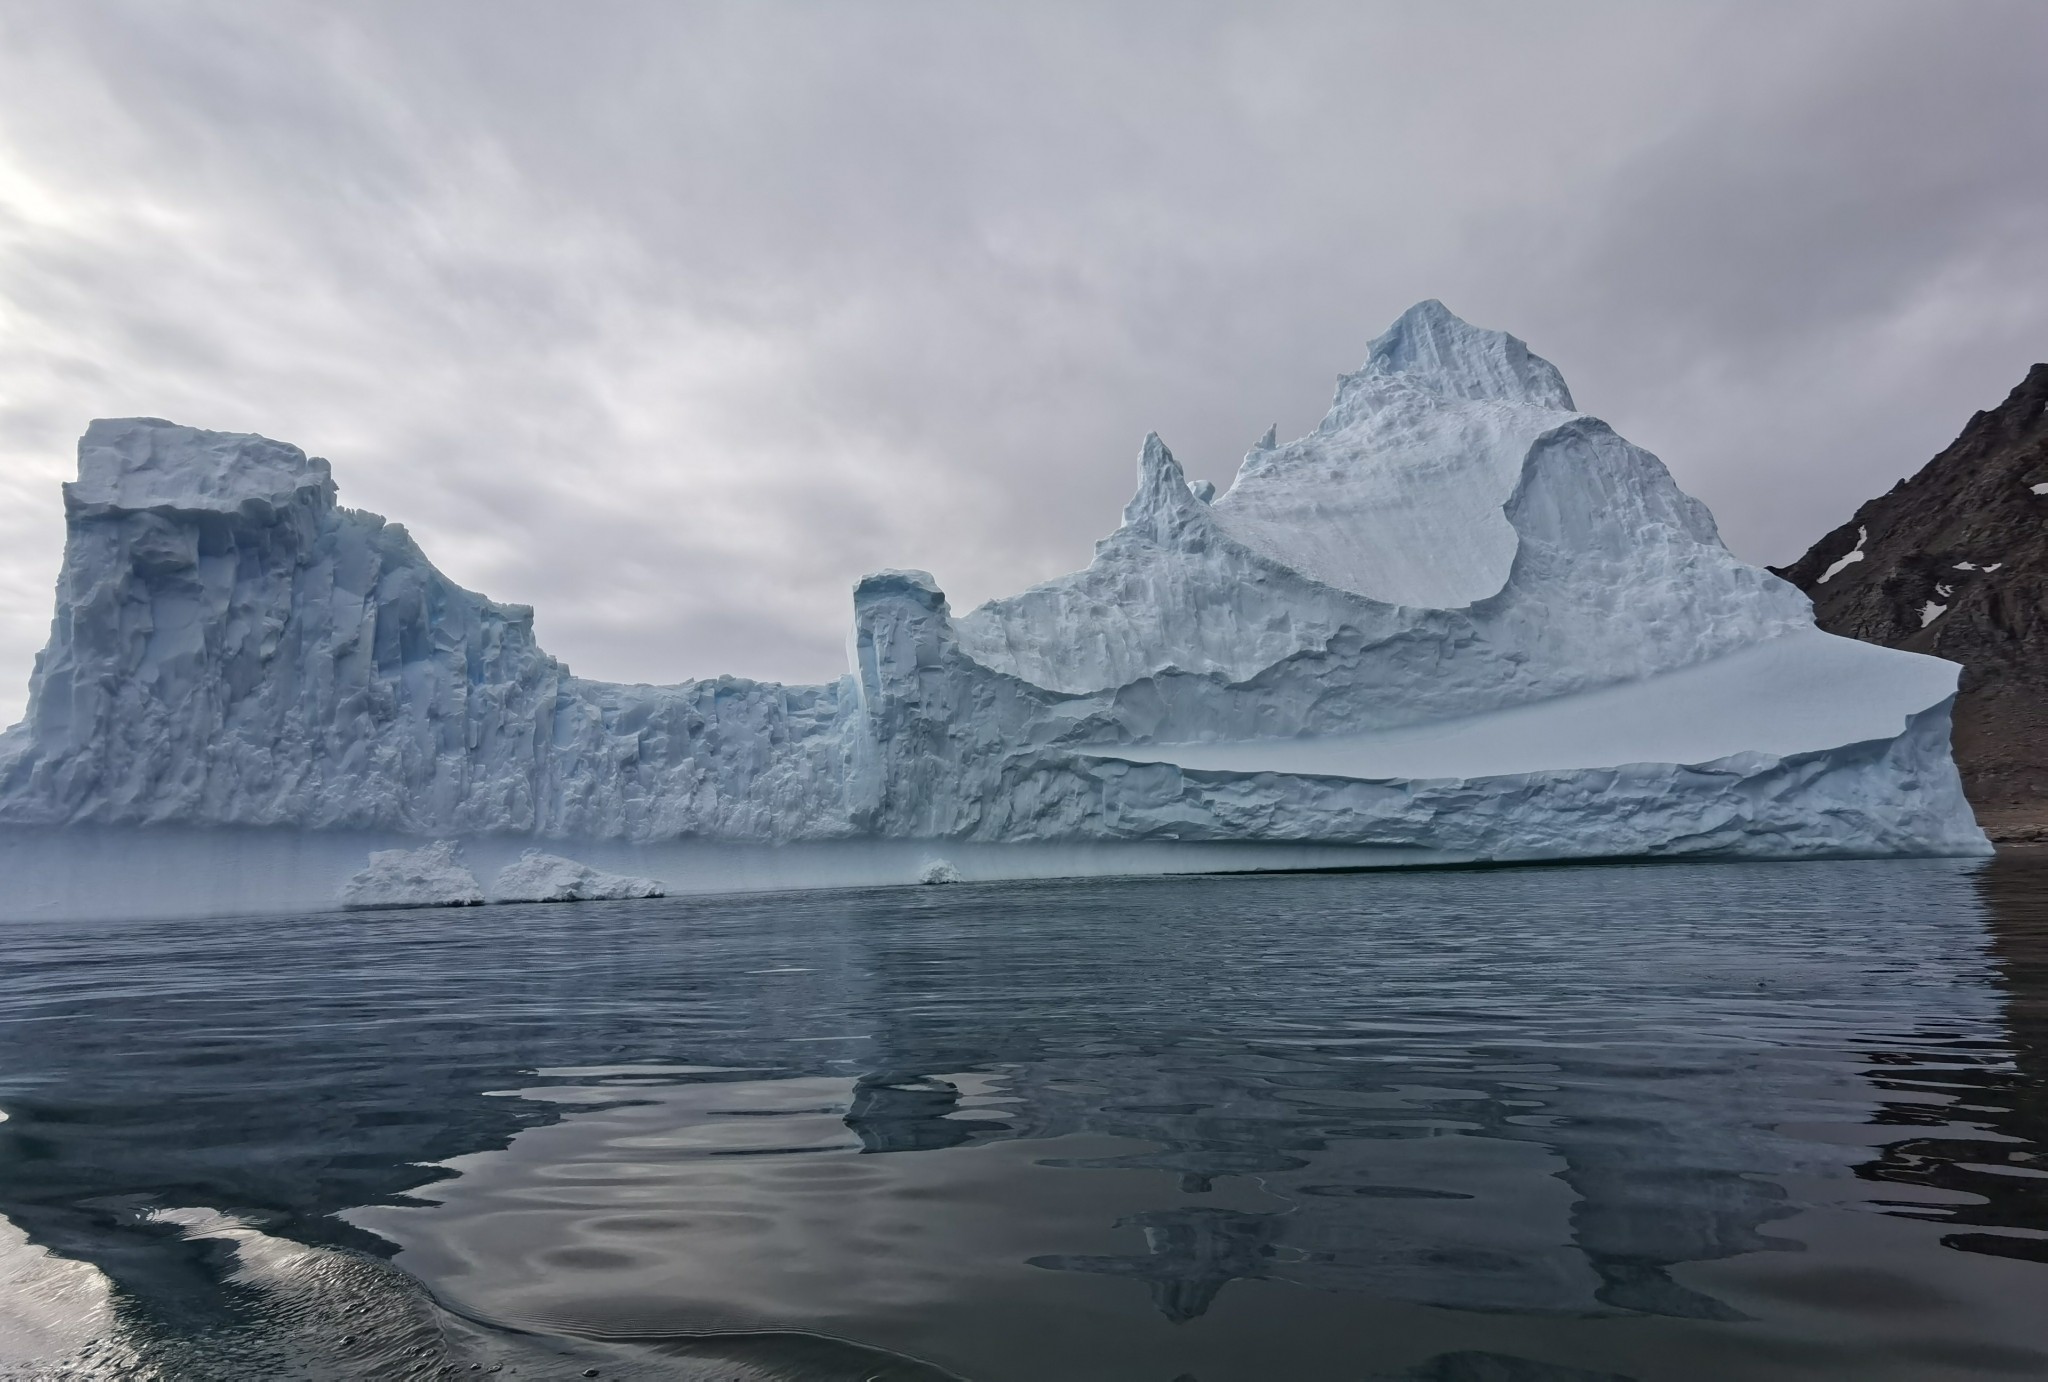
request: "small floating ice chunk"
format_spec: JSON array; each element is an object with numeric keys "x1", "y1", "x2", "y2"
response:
[
  {"x1": 1818, "y1": 527, "x2": 1867, "y2": 583},
  {"x1": 917, "y1": 859, "x2": 962, "y2": 885},
  {"x1": 1955, "y1": 562, "x2": 1978, "y2": 571},
  {"x1": 1986, "y1": 562, "x2": 2004, "y2": 572},
  {"x1": 2031, "y1": 482, "x2": 2048, "y2": 496},
  {"x1": 492, "y1": 849, "x2": 664, "y2": 902},
  {"x1": 1936, "y1": 583, "x2": 1954, "y2": 597},
  {"x1": 1919, "y1": 601, "x2": 1948, "y2": 627},
  {"x1": 340, "y1": 841, "x2": 484, "y2": 909}
]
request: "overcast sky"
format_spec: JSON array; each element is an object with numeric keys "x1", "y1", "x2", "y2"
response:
[{"x1": 1, "y1": 1, "x2": 2044, "y2": 724}]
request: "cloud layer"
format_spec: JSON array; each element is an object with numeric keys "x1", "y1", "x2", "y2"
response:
[{"x1": 2, "y1": 1, "x2": 2044, "y2": 723}]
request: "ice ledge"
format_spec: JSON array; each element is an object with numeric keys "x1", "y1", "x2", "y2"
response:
[
  {"x1": 67, "y1": 418, "x2": 335, "y2": 514},
  {"x1": 1095, "y1": 630, "x2": 1956, "y2": 782}
]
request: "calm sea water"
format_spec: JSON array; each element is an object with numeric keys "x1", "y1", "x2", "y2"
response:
[{"x1": 4, "y1": 856, "x2": 2048, "y2": 1381}]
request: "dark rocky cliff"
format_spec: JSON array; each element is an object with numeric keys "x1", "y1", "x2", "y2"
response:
[{"x1": 1774, "y1": 364, "x2": 2048, "y2": 834}]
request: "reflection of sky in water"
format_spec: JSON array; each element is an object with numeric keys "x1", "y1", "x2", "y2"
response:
[{"x1": 3, "y1": 858, "x2": 2048, "y2": 1379}]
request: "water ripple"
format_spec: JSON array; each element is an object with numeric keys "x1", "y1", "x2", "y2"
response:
[{"x1": 2, "y1": 856, "x2": 2047, "y2": 1378}]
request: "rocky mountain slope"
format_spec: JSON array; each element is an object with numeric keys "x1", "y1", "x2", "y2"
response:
[{"x1": 1774, "y1": 363, "x2": 2048, "y2": 836}]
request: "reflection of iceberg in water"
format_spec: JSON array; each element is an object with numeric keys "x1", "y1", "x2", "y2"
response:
[
  {"x1": 857, "y1": 1045, "x2": 1784, "y2": 1321},
  {"x1": 4, "y1": 863, "x2": 2048, "y2": 1377},
  {"x1": 1031, "y1": 1206, "x2": 1284, "y2": 1322},
  {"x1": 779, "y1": 868, "x2": 2017, "y2": 1327},
  {"x1": 1373, "y1": 1354, "x2": 1639, "y2": 1382},
  {"x1": 845, "y1": 1072, "x2": 1014, "y2": 1153}
]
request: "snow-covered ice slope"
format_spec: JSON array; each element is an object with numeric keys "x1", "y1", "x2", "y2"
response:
[{"x1": 0, "y1": 302, "x2": 1988, "y2": 890}]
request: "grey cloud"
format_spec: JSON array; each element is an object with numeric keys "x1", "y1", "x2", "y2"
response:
[
  {"x1": 0, "y1": 1, "x2": 2042, "y2": 725},
  {"x1": 1510, "y1": 1, "x2": 2048, "y2": 560}
]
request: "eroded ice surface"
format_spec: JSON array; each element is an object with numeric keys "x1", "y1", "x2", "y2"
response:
[
  {"x1": 491, "y1": 850, "x2": 664, "y2": 903},
  {"x1": 0, "y1": 301, "x2": 1988, "y2": 914},
  {"x1": 339, "y1": 841, "x2": 484, "y2": 910},
  {"x1": 1209, "y1": 301, "x2": 1575, "y2": 607}
]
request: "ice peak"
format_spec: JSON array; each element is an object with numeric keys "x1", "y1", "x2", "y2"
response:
[
  {"x1": 68, "y1": 418, "x2": 335, "y2": 514},
  {"x1": 1351, "y1": 300, "x2": 1575, "y2": 412},
  {"x1": 1119, "y1": 432, "x2": 1205, "y2": 538}
]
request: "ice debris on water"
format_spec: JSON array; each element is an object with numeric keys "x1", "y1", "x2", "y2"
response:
[
  {"x1": 491, "y1": 850, "x2": 664, "y2": 903},
  {"x1": 339, "y1": 841, "x2": 484, "y2": 910},
  {"x1": 0, "y1": 301, "x2": 1990, "y2": 871},
  {"x1": 918, "y1": 859, "x2": 962, "y2": 885}
]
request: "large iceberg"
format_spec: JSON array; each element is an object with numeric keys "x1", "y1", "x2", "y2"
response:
[{"x1": 0, "y1": 301, "x2": 1988, "y2": 913}]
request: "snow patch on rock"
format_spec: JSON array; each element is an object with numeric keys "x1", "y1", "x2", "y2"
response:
[
  {"x1": 1818, "y1": 527, "x2": 1867, "y2": 583},
  {"x1": 339, "y1": 841, "x2": 484, "y2": 910}
]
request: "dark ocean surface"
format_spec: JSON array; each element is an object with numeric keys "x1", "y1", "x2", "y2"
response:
[{"x1": 4, "y1": 855, "x2": 2048, "y2": 1380}]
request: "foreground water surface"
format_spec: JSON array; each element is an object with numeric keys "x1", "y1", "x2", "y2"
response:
[{"x1": 4, "y1": 856, "x2": 2048, "y2": 1380}]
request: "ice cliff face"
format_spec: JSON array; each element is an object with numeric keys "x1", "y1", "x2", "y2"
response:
[
  {"x1": 0, "y1": 303, "x2": 1988, "y2": 862},
  {"x1": 1, "y1": 418, "x2": 861, "y2": 839}
]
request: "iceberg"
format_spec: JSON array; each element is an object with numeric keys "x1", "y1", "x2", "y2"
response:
[
  {"x1": 0, "y1": 301, "x2": 1988, "y2": 917},
  {"x1": 339, "y1": 841, "x2": 484, "y2": 910},
  {"x1": 918, "y1": 859, "x2": 963, "y2": 886},
  {"x1": 490, "y1": 850, "x2": 665, "y2": 903}
]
